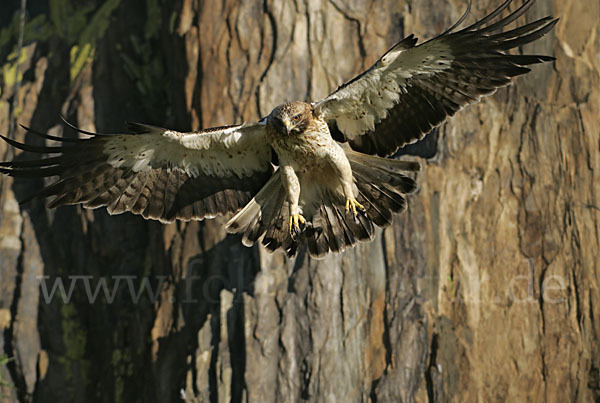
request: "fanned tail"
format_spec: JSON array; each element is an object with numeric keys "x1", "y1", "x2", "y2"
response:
[{"x1": 226, "y1": 151, "x2": 419, "y2": 258}]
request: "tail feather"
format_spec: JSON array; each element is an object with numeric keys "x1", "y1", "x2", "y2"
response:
[
  {"x1": 323, "y1": 204, "x2": 345, "y2": 252},
  {"x1": 305, "y1": 207, "x2": 330, "y2": 257},
  {"x1": 225, "y1": 171, "x2": 283, "y2": 247},
  {"x1": 335, "y1": 207, "x2": 358, "y2": 245},
  {"x1": 262, "y1": 202, "x2": 297, "y2": 256},
  {"x1": 356, "y1": 186, "x2": 393, "y2": 227},
  {"x1": 226, "y1": 152, "x2": 420, "y2": 258}
]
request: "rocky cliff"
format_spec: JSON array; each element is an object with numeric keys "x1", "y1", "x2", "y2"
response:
[{"x1": 0, "y1": 0, "x2": 598, "y2": 402}]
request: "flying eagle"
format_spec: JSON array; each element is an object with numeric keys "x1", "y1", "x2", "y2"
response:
[{"x1": 0, "y1": 0, "x2": 556, "y2": 258}]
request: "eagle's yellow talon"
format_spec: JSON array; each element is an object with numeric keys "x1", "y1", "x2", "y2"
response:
[
  {"x1": 345, "y1": 198, "x2": 365, "y2": 217},
  {"x1": 289, "y1": 213, "x2": 306, "y2": 235}
]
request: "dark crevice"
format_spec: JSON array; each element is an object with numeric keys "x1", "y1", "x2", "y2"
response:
[
  {"x1": 299, "y1": 357, "x2": 311, "y2": 400},
  {"x1": 355, "y1": 20, "x2": 367, "y2": 66},
  {"x1": 567, "y1": 214, "x2": 584, "y2": 332},
  {"x1": 339, "y1": 258, "x2": 347, "y2": 348},
  {"x1": 369, "y1": 377, "x2": 380, "y2": 402},
  {"x1": 572, "y1": 264, "x2": 583, "y2": 331},
  {"x1": 189, "y1": 347, "x2": 199, "y2": 399},
  {"x1": 225, "y1": 13, "x2": 242, "y2": 121},
  {"x1": 303, "y1": 3, "x2": 313, "y2": 101},
  {"x1": 589, "y1": 292, "x2": 595, "y2": 328},
  {"x1": 381, "y1": 299, "x2": 393, "y2": 373},
  {"x1": 229, "y1": 290, "x2": 246, "y2": 403},
  {"x1": 538, "y1": 260, "x2": 547, "y2": 334},
  {"x1": 255, "y1": 0, "x2": 278, "y2": 117},
  {"x1": 327, "y1": 0, "x2": 367, "y2": 68},
  {"x1": 588, "y1": 364, "x2": 600, "y2": 401},
  {"x1": 370, "y1": 232, "x2": 394, "y2": 403},
  {"x1": 425, "y1": 333, "x2": 439, "y2": 403},
  {"x1": 380, "y1": 231, "x2": 393, "y2": 369},
  {"x1": 540, "y1": 346, "x2": 548, "y2": 400},
  {"x1": 208, "y1": 311, "x2": 220, "y2": 403},
  {"x1": 537, "y1": 260, "x2": 548, "y2": 400}
]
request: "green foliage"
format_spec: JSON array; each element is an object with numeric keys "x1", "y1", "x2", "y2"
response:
[
  {"x1": 0, "y1": 354, "x2": 14, "y2": 393},
  {"x1": 1, "y1": 0, "x2": 168, "y2": 120},
  {"x1": 48, "y1": 0, "x2": 122, "y2": 83},
  {"x1": 111, "y1": 347, "x2": 134, "y2": 403},
  {"x1": 0, "y1": 14, "x2": 53, "y2": 56},
  {"x1": 1, "y1": 0, "x2": 123, "y2": 86},
  {"x1": 49, "y1": 0, "x2": 95, "y2": 43},
  {"x1": 0, "y1": 46, "x2": 28, "y2": 98},
  {"x1": 117, "y1": 32, "x2": 166, "y2": 118},
  {"x1": 70, "y1": 42, "x2": 94, "y2": 83},
  {"x1": 48, "y1": 0, "x2": 120, "y2": 45},
  {"x1": 0, "y1": 13, "x2": 52, "y2": 96},
  {"x1": 58, "y1": 303, "x2": 90, "y2": 396},
  {"x1": 144, "y1": 0, "x2": 161, "y2": 39}
]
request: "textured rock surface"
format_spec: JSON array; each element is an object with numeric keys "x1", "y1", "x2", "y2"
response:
[{"x1": 0, "y1": 0, "x2": 598, "y2": 402}]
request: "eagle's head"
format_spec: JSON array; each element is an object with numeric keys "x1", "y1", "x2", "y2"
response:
[{"x1": 267, "y1": 101, "x2": 313, "y2": 136}]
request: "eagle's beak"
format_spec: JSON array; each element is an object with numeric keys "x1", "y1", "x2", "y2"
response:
[{"x1": 283, "y1": 119, "x2": 293, "y2": 135}]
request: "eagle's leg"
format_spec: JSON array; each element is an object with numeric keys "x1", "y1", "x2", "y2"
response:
[
  {"x1": 289, "y1": 214, "x2": 306, "y2": 236},
  {"x1": 281, "y1": 164, "x2": 306, "y2": 236},
  {"x1": 329, "y1": 146, "x2": 365, "y2": 218},
  {"x1": 345, "y1": 198, "x2": 365, "y2": 216}
]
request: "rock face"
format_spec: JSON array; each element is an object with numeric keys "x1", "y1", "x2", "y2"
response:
[{"x1": 0, "y1": 0, "x2": 598, "y2": 402}]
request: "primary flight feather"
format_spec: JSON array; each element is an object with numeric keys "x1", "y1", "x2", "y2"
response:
[{"x1": 0, "y1": 0, "x2": 557, "y2": 258}]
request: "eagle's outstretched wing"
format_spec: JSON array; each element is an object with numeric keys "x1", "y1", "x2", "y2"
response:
[
  {"x1": 314, "y1": 0, "x2": 557, "y2": 156},
  {"x1": 0, "y1": 121, "x2": 273, "y2": 222}
]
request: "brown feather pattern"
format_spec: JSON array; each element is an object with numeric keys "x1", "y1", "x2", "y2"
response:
[
  {"x1": 325, "y1": 0, "x2": 557, "y2": 156},
  {"x1": 0, "y1": 129, "x2": 271, "y2": 223},
  {"x1": 227, "y1": 153, "x2": 419, "y2": 258}
]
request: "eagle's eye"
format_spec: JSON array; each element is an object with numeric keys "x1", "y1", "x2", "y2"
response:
[{"x1": 292, "y1": 114, "x2": 301, "y2": 122}]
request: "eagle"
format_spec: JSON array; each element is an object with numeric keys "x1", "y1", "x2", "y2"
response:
[{"x1": 0, "y1": 0, "x2": 556, "y2": 258}]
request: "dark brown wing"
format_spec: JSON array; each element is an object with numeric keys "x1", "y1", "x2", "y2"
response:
[
  {"x1": 0, "y1": 122, "x2": 273, "y2": 222},
  {"x1": 315, "y1": 0, "x2": 557, "y2": 156}
]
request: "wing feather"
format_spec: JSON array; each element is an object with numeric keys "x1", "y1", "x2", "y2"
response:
[
  {"x1": 0, "y1": 121, "x2": 273, "y2": 222},
  {"x1": 315, "y1": 0, "x2": 556, "y2": 156}
]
